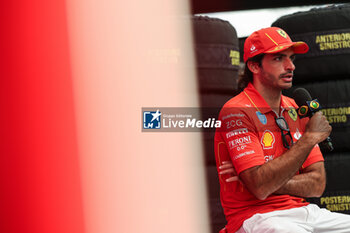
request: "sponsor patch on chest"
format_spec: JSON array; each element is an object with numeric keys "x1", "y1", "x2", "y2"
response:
[{"x1": 261, "y1": 130, "x2": 275, "y2": 149}]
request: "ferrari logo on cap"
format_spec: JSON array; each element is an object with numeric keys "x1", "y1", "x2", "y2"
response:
[{"x1": 277, "y1": 29, "x2": 287, "y2": 38}]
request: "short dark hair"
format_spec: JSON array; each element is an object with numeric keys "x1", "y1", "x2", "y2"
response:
[{"x1": 238, "y1": 53, "x2": 265, "y2": 91}]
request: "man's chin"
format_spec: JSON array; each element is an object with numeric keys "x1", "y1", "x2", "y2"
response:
[{"x1": 281, "y1": 82, "x2": 293, "y2": 90}]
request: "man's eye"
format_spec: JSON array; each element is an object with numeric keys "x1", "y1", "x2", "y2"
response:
[
  {"x1": 290, "y1": 55, "x2": 296, "y2": 61},
  {"x1": 274, "y1": 56, "x2": 282, "y2": 61}
]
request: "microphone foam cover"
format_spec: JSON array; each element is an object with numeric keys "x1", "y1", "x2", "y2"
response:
[{"x1": 293, "y1": 88, "x2": 312, "y2": 107}]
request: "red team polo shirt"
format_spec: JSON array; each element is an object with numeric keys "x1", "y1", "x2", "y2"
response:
[{"x1": 214, "y1": 83, "x2": 324, "y2": 233}]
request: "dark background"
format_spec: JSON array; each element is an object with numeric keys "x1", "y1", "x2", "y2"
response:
[{"x1": 191, "y1": 0, "x2": 347, "y2": 14}]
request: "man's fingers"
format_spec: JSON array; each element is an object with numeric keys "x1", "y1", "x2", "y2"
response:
[
  {"x1": 226, "y1": 176, "x2": 239, "y2": 182},
  {"x1": 219, "y1": 161, "x2": 237, "y2": 176},
  {"x1": 219, "y1": 168, "x2": 235, "y2": 175},
  {"x1": 219, "y1": 163, "x2": 233, "y2": 170}
]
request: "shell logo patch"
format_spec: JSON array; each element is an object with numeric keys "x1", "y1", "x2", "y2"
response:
[
  {"x1": 288, "y1": 108, "x2": 298, "y2": 121},
  {"x1": 261, "y1": 130, "x2": 275, "y2": 149},
  {"x1": 277, "y1": 29, "x2": 287, "y2": 38}
]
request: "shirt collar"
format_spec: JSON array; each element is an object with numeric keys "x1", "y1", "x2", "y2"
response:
[{"x1": 244, "y1": 83, "x2": 292, "y2": 114}]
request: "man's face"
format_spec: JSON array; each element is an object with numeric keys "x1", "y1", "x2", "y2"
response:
[{"x1": 257, "y1": 48, "x2": 296, "y2": 90}]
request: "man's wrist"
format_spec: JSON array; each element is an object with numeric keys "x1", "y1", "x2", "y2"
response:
[{"x1": 299, "y1": 132, "x2": 318, "y2": 148}]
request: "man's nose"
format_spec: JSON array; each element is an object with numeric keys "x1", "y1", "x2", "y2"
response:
[{"x1": 285, "y1": 58, "x2": 295, "y2": 71}]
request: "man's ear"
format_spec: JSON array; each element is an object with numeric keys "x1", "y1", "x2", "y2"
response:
[{"x1": 247, "y1": 60, "x2": 260, "y2": 74}]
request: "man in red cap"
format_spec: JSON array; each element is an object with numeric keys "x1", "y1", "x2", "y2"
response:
[{"x1": 214, "y1": 27, "x2": 350, "y2": 233}]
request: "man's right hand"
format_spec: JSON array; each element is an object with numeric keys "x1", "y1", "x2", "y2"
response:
[
  {"x1": 219, "y1": 161, "x2": 239, "y2": 182},
  {"x1": 303, "y1": 111, "x2": 332, "y2": 145}
]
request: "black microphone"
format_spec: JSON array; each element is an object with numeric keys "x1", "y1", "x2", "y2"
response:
[{"x1": 292, "y1": 88, "x2": 334, "y2": 152}]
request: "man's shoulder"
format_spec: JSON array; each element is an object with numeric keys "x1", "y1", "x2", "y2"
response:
[
  {"x1": 282, "y1": 94, "x2": 298, "y2": 108},
  {"x1": 223, "y1": 91, "x2": 248, "y2": 108},
  {"x1": 219, "y1": 91, "x2": 253, "y2": 120}
]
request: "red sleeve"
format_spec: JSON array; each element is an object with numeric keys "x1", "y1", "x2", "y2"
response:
[
  {"x1": 298, "y1": 117, "x2": 324, "y2": 169},
  {"x1": 219, "y1": 108, "x2": 265, "y2": 175},
  {"x1": 302, "y1": 144, "x2": 324, "y2": 169}
]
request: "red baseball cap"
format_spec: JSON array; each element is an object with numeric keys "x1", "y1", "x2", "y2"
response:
[{"x1": 243, "y1": 27, "x2": 309, "y2": 62}]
